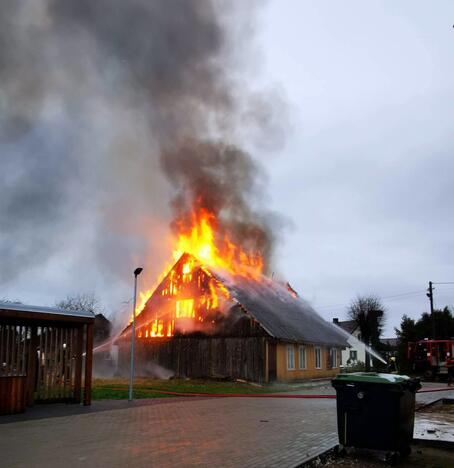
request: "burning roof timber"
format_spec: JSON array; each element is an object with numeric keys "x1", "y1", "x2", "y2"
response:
[{"x1": 122, "y1": 253, "x2": 348, "y2": 348}]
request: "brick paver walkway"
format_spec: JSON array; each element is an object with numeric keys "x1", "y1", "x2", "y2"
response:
[
  {"x1": 0, "y1": 396, "x2": 337, "y2": 468},
  {"x1": 1, "y1": 382, "x2": 452, "y2": 468}
]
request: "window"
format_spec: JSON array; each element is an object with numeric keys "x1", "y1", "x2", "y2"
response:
[
  {"x1": 287, "y1": 345, "x2": 295, "y2": 370},
  {"x1": 330, "y1": 348, "x2": 338, "y2": 368},
  {"x1": 349, "y1": 350, "x2": 358, "y2": 361},
  {"x1": 298, "y1": 345, "x2": 307, "y2": 369},
  {"x1": 175, "y1": 299, "x2": 194, "y2": 318},
  {"x1": 315, "y1": 347, "x2": 322, "y2": 369}
]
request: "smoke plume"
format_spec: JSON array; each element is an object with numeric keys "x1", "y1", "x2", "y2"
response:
[
  {"x1": 0, "y1": 1, "x2": 283, "y2": 302},
  {"x1": 162, "y1": 140, "x2": 274, "y2": 271}
]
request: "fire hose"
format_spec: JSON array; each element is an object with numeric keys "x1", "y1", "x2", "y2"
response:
[{"x1": 140, "y1": 387, "x2": 454, "y2": 398}]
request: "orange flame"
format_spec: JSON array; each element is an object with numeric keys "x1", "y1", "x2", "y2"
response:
[
  {"x1": 131, "y1": 207, "x2": 264, "y2": 334},
  {"x1": 173, "y1": 208, "x2": 263, "y2": 278}
]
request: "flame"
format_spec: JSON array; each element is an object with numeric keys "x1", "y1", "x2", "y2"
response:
[
  {"x1": 173, "y1": 208, "x2": 263, "y2": 278},
  {"x1": 131, "y1": 207, "x2": 265, "y2": 338},
  {"x1": 129, "y1": 261, "x2": 175, "y2": 323}
]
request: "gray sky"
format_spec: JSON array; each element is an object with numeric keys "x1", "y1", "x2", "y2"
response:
[
  {"x1": 2, "y1": 1, "x2": 453, "y2": 336},
  {"x1": 259, "y1": 1, "x2": 454, "y2": 335}
]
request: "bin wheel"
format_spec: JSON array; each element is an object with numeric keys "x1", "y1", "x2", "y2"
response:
[{"x1": 333, "y1": 445, "x2": 346, "y2": 457}]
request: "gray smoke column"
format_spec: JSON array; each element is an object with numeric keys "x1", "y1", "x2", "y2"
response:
[
  {"x1": 0, "y1": 1, "x2": 283, "y2": 290},
  {"x1": 161, "y1": 140, "x2": 275, "y2": 272}
]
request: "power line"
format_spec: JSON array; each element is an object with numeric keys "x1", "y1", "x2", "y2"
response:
[
  {"x1": 316, "y1": 289, "x2": 426, "y2": 310},
  {"x1": 381, "y1": 290, "x2": 426, "y2": 300},
  {"x1": 382, "y1": 293, "x2": 427, "y2": 303}
]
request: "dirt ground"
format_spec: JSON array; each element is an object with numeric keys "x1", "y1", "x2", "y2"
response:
[
  {"x1": 304, "y1": 445, "x2": 454, "y2": 467},
  {"x1": 418, "y1": 399, "x2": 454, "y2": 415}
]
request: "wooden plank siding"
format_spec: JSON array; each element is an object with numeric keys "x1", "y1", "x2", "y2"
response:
[
  {"x1": 0, "y1": 376, "x2": 26, "y2": 415},
  {"x1": 276, "y1": 343, "x2": 342, "y2": 381},
  {"x1": 119, "y1": 336, "x2": 267, "y2": 383},
  {"x1": 83, "y1": 323, "x2": 94, "y2": 405}
]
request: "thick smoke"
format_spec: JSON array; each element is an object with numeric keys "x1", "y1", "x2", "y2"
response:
[
  {"x1": 0, "y1": 1, "x2": 283, "y2": 301},
  {"x1": 162, "y1": 140, "x2": 274, "y2": 270}
]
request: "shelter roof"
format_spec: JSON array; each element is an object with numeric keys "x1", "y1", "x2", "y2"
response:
[{"x1": 0, "y1": 302, "x2": 95, "y2": 323}]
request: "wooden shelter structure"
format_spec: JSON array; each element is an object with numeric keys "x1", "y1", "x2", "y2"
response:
[{"x1": 0, "y1": 303, "x2": 94, "y2": 415}]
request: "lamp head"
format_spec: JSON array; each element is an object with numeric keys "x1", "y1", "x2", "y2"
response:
[{"x1": 134, "y1": 267, "x2": 143, "y2": 277}]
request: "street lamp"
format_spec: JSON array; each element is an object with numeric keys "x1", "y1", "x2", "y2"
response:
[{"x1": 128, "y1": 267, "x2": 143, "y2": 402}]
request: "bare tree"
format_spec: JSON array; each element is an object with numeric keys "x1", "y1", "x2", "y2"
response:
[
  {"x1": 56, "y1": 293, "x2": 103, "y2": 315},
  {"x1": 348, "y1": 295, "x2": 385, "y2": 371},
  {"x1": 0, "y1": 298, "x2": 22, "y2": 304}
]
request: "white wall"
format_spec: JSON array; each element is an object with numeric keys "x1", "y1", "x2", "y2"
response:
[{"x1": 341, "y1": 329, "x2": 368, "y2": 367}]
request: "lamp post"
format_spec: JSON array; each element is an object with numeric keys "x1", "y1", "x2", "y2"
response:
[{"x1": 128, "y1": 267, "x2": 143, "y2": 402}]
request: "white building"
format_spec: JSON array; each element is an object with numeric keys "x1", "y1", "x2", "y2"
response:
[{"x1": 332, "y1": 318, "x2": 368, "y2": 367}]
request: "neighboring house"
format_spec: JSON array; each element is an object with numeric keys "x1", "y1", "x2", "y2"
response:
[
  {"x1": 332, "y1": 318, "x2": 367, "y2": 367},
  {"x1": 380, "y1": 337, "x2": 399, "y2": 348},
  {"x1": 94, "y1": 313, "x2": 112, "y2": 345},
  {"x1": 117, "y1": 253, "x2": 348, "y2": 383}
]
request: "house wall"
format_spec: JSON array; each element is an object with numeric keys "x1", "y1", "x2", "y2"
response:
[
  {"x1": 117, "y1": 337, "x2": 343, "y2": 383},
  {"x1": 276, "y1": 343, "x2": 341, "y2": 381},
  {"x1": 341, "y1": 329, "x2": 367, "y2": 367}
]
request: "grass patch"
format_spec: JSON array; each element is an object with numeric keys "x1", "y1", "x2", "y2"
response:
[{"x1": 92, "y1": 378, "x2": 284, "y2": 400}]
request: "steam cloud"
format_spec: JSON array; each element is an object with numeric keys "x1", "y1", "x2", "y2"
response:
[{"x1": 0, "y1": 1, "x2": 283, "y2": 293}]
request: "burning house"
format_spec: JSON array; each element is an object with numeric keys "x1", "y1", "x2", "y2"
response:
[{"x1": 117, "y1": 210, "x2": 348, "y2": 383}]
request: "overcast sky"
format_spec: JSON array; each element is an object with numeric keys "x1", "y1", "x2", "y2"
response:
[
  {"x1": 2, "y1": 1, "x2": 453, "y2": 337},
  {"x1": 259, "y1": 0, "x2": 454, "y2": 335}
]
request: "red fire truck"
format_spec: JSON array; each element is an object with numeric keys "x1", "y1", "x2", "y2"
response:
[{"x1": 407, "y1": 339, "x2": 454, "y2": 379}]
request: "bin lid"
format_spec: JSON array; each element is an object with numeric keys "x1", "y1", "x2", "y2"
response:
[{"x1": 333, "y1": 372, "x2": 411, "y2": 385}]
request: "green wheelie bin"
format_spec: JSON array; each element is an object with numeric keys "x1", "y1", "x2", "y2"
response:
[{"x1": 332, "y1": 373, "x2": 421, "y2": 458}]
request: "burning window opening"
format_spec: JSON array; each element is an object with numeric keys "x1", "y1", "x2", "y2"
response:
[{"x1": 176, "y1": 299, "x2": 195, "y2": 318}]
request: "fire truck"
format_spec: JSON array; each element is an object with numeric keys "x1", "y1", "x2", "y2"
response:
[{"x1": 407, "y1": 339, "x2": 454, "y2": 379}]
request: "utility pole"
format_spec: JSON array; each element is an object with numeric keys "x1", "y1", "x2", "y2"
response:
[{"x1": 426, "y1": 281, "x2": 435, "y2": 339}]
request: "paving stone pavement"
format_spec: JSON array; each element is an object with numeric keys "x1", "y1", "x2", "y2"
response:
[
  {"x1": 1, "y1": 382, "x2": 452, "y2": 468},
  {"x1": 0, "y1": 397, "x2": 338, "y2": 468}
]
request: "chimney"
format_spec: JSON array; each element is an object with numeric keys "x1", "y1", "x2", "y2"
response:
[{"x1": 332, "y1": 318, "x2": 339, "y2": 324}]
